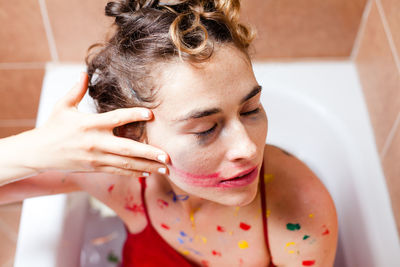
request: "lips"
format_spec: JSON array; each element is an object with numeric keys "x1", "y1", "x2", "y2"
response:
[{"x1": 222, "y1": 166, "x2": 258, "y2": 181}]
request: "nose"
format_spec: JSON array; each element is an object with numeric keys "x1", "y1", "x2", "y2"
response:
[{"x1": 224, "y1": 121, "x2": 258, "y2": 162}]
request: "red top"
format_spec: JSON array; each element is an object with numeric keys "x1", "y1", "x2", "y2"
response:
[{"x1": 122, "y1": 162, "x2": 276, "y2": 267}]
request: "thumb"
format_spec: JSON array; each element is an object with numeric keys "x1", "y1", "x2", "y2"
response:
[{"x1": 60, "y1": 72, "x2": 89, "y2": 108}]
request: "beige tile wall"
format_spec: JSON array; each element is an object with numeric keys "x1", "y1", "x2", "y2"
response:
[
  {"x1": 354, "y1": 0, "x2": 400, "y2": 235},
  {"x1": 2, "y1": 0, "x2": 399, "y2": 265}
]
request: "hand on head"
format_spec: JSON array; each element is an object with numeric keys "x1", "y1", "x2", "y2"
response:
[{"x1": 29, "y1": 72, "x2": 169, "y2": 177}]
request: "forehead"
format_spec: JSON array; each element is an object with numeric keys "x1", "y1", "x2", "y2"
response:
[{"x1": 154, "y1": 46, "x2": 256, "y2": 117}]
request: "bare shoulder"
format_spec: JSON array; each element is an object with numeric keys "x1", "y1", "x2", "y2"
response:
[
  {"x1": 262, "y1": 144, "x2": 338, "y2": 266},
  {"x1": 68, "y1": 172, "x2": 148, "y2": 232}
]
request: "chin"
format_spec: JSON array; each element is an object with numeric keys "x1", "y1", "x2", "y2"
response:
[{"x1": 207, "y1": 180, "x2": 260, "y2": 206}]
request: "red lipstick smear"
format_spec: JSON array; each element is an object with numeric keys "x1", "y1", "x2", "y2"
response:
[
  {"x1": 239, "y1": 222, "x2": 251, "y2": 231},
  {"x1": 170, "y1": 164, "x2": 258, "y2": 188},
  {"x1": 302, "y1": 260, "x2": 316, "y2": 266},
  {"x1": 171, "y1": 165, "x2": 220, "y2": 179},
  {"x1": 217, "y1": 225, "x2": 225, "y2": 232},
  {"x1": 107, "y1": 184, "x2": 115, "y2": 193}
]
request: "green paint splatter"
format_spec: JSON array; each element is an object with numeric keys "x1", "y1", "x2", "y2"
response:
[
  {"x1": 286, "y1": 223, "x2": 301, "y2": 231},
  {"x1": 107, "y1": 251, "x2": 120, "y2": 263},
  {"x1": 303, "y1": 235, "x2": 310, "y2": 240}
]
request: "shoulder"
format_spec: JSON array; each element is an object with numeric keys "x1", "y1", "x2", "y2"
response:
[
  {"x1": 68, "y1": 172, "x2": 148, "y2": 231},
  {"x1": 262, "y1": 144, "x2": 338, "y2": 266}
]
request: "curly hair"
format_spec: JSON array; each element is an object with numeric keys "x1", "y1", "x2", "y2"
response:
[{"x1": 86, "y1": 0, "x2": 256, "y2": 141}]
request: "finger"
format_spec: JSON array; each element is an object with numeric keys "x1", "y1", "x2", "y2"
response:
[
  {"x1": 92, "y1": 153, "x2": 168, "y2": 175},
  {"x1": 59, "y1": 72, "x2": 89, "y2": 108},
  {"x1": 87, "y1": 107, "x2": 153, "y2": 129},
  {"x1": 95, "y1": 135, "x2": 169, "y2": 164},
  {"x1": 95, "y1": 166, "x2": 145, "y2": 178}
]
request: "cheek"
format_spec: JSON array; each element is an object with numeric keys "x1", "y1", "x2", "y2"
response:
[{"x1": 169, "y1": 145, "x2": 219, "y2": 175}]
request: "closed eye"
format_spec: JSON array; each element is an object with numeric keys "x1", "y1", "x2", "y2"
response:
[
  {"x1": 241, "y1": 107, "x2": 260, "y2": 116},
  {"x1": 194, "y1": 123, "x2": 217, "y2": 137}
]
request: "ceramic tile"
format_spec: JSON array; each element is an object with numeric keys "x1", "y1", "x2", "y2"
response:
[
  {"x1": 45, "y1": 0, "x2": 113, "y2": 62},
  {"x1": 0, "y1": 0, "x2": 51, "y2": 62},
  {"x1": 0, "y1": 202, "x2": 23, "y2": 233},
  {"x1": 380, "y1": 0, "x2": 400, "y2": 58},
  {"x1": 0, "y1": 227, "x2": 17, "y2": 266},
  {"x1": 240, "y1": 0, "x2": 367, "y2": 60},
  {"x1": 0, "y1": 69, "x2": 44, "y2": 120},
  {"x1": 355, "y1": 1, "x2": 400, "y2": 152}
]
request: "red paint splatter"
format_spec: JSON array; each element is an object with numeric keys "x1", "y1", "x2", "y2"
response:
[
  {"x1": 217, "y1": 225, "x2": 225, "y2": 232},
  {"x1": 125, "y1": 203, "x2": 144, "y2": 214},
  {"x1": 107, "y1": 184, "x2": 115, "y2": 193},
  {"x1": 322, "y1": 224, "x2": 330, "y2": 235},
  {"x1": 157, "y1": 199, "x2": 169, "y2": 209},
  {"x1": 212, "y1": 250, "x2": 222, "y2": 256},
  {"x1": 201, "y1": 260, "x2": 210, "y2": 267},
  {"x1": 161, "y1": 223, "x2": 170, "y2": 230},
  {"x1": 302, "y1": 260, "x2": 316, "y2": 266},
  {"x1": 239, "y1": 222, "x2": 251, "y2": 231},
  {"x1": 239, "y1": 258, "x2": 244, "y2": 265}
]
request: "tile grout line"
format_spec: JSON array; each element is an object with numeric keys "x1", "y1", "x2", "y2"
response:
[
  {"x1": 350, "y1": 0, "x2": 374, "y2": 60},
  {"x1": 0, "y1": 119, "x2": 37, "y2": 127},
  {"x1": 0, "y1": 62, "x2": 46, "y2": 70},
  {"x1": 38, "y1": 0, "x2": 59, "y2": 62},
  {"x1": 376, "y1": 0, "x2": 400, "y2": 75},
  {"x1": 380, "y1": 111, "x2": 400, "y2": 159}
]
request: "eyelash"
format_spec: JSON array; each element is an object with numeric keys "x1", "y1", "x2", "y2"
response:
[{"x1": 194, "y1": 107, "x2": 261, "y2": 138}]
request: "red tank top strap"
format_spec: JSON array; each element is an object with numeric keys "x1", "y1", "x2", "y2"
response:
[
  {"x1": 260, "y1": 162, "x2": 276, "y2": 267},
  {"x1": 138, "y1": 176, "x2": 151, "y2": 222}
]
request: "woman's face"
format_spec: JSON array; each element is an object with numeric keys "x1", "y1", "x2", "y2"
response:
[{"x1": 146, "y1": 45, "x2": 268, "y2": 206}]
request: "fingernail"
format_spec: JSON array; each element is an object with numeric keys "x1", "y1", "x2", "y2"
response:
[
  {"x1": 158, "y1": 168, "x2": 167, "y2": 174},
  {"x1": 141, "y1": 110, "x2": 150, "y2": 119},
  {"x1": 142, "y1": 172, "x2": 150, "y2": 177},
  {"x1": 157, "y1": 154, "x2": 167, "y2": 163}
]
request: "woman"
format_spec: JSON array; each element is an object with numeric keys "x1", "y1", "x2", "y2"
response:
[{"x1": 0, "y1": 0, "x2": 337, "y2": 266}]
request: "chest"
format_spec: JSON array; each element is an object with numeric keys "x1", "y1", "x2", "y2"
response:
[{"x1": 136, "y1": 190, "x2": 272, "y2": 266}]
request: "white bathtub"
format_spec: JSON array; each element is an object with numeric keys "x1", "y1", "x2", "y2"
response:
[{"x1": 14, "y1": 61, "x2": 400, "y2": 266}]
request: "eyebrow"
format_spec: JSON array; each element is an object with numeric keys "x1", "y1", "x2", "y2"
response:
[{"x1": 173, "y1": 85, "x2": 262, "y2": 122}]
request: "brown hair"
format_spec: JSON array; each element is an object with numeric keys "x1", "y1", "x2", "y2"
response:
[{"x1": 86, "y1": 0, "x2": 256, "y2": 140}]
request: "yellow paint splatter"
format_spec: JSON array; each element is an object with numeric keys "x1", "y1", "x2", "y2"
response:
[
  {"x1": 229, "y1": 231, "x2": 233, "y2": 236},
  {"x1": 264, "y1": 174, "x2": 275, "y2": 183},
  {"x1": 254, "y1": 208, "x2": 261, "y2": 219},
  {"x1": 190, "y1": 208, "x2": 199, "y2": 229},
  {"x1": 266, "y1": 209, "x2": 271, "y2": 218},
  {"x1": 179, "y1": 249, "x2": 190, "y2": 255},
  {"x1": 238, "y1": 240, "x2": 249, "y2": 249},
  {"x1": 285, "y1": 242, "x2": 295, "y2": 248},
  {"x1": 308, "y1": 213, "x2": 314, "y2": 218},
  {"x1": 234, "y1": 206, "x2": 240, "y2": 216},
  {"x1": 195, "y1": 234, "x2": 207, "y2": 244},
  {"x1": 285, "y1": 242, "x2": 297, "y2": 254}
]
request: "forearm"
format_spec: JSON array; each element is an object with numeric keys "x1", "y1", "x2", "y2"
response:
[
  {"x1": 0, "y1": 130, "x2": 40, "y2": 186},
  {"x1": 0, "y1": 171, "x2": 81, "y2": 205}
]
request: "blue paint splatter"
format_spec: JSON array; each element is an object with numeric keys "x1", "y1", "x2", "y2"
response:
[{"x1": 180, "y1": 231, "x2": 187, "y2": 237}]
